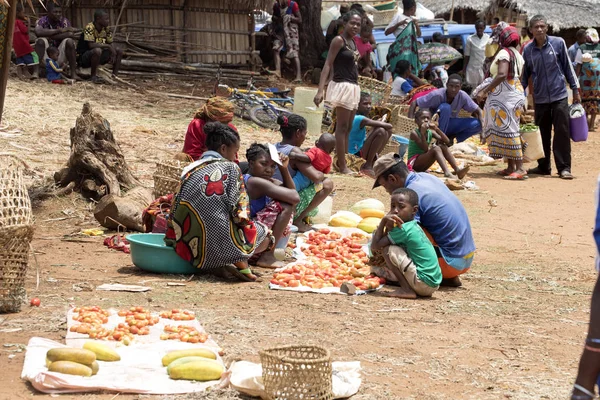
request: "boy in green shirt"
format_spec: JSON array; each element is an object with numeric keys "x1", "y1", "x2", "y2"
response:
[{"x1": 371, "y1": 188, "x2": 442, "y2": 298}]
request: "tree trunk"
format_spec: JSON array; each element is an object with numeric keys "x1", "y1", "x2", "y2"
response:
[
  {"x1": 0, "y1": 1, "x2": 18, "y2": 124},
  {"x1": 94, "y1": 186, "x2": 154, "y2": 232},
  {"x1": 297, "y1": 0, "x2": 326, "y2": 68},
  {"x1": 55, "y1": 102, "x2": 139, "y2": 197}
]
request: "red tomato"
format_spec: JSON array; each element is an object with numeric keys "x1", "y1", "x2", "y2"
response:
[{"x1": 30, "y1": 298, "x2": 40, "y2": 307}]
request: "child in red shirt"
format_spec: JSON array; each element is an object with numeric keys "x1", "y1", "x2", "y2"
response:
[
  {"x1": 13, "y1": 3, "x2": 39, "y2": 80},
  {"x1": 289, "y1": 133, "x2": 336, "y2": 191}
]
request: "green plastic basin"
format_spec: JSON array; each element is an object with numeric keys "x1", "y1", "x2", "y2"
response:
[
  {"x1": 373, "y1": 1, "x2": 397, "y2": 11},
  {"x1": 127, "y1": 233, "x2": 197, "y2": 274}
]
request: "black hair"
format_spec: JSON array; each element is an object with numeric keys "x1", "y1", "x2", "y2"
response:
[
  {"x1": 529, "y1": 15, "x2": 546, "y2": 28},
  {"x1": 414, "y1": 108, "x2": 430, "y2": 120},
  {"x1": 448, "y1": 73, "x2": 463, "y2": 85},
  {"x1": 343, "y1": 9, "x2": 362, "y2": 23},
  {"x1": 94, "y1": 9, "x2": 108, "y2": 21},
  {"x1": 432, "y1": 32, "x2": 443, "y2": 42},
  {"x1": 360, "y1": 91, "x2": 371, "y2": 102},
  {"x1": 402, "y1": 0, "x2": 416, "y2": 10},
  {"x1": 576, "y1": 29, "x2": 587, "y2": 39},
  {"x1": 461, "y1": 82, "x2": 473, "y2": 96},
  {"x1": 492, "y1": 17, "x2": 500, "y2": 24},
  {"x1": 47, "y1": 46, "x2": 59, "y2": 56},
  {"x1": 340, "y1": 4, "x2": 350, "y2": 14},
  {"x1": 46, "y1": 2, "x2": 59, "y2": 12},
  {"x1": 350, "y1": 3, "x2": 364, "y2": 12},
  {"x1": 394, "y1": 60, "x2": 411, "y2": 77},
  {"x1": 204, "y1": 122, "x2": 240, "y2": 152},
  {"x1": 246, "y1": 143, "x2": 269, "y2": 163},
  {"x1": 277, "y1": 114, "x2": 306, "y2": 139},
  {"x1": 475, "y1": 20, "x2": 486, "y2": 28},
  {"x1": 392, "y1": 188, "x2": 419, "y2": 206},
  {"x1": 380, "y1": 160, "x2": 409, "y2": 181}
]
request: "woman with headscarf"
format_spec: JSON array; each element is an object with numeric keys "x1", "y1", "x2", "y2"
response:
[
  {"x1": 575, "y1": 28, "x2": 600, "y2": 131},
  {"x1": 475, "y1": 22, "x2": 527, "y2": 180},
  {"x1": 166, "y1": 122, "x2": 273, "y2": 282},
  {"x1": 183, "y1": 97, "x2": 237, "y2": 161}
]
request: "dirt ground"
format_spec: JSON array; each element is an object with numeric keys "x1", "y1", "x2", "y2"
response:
[{"x1": 0, "y1": 76, "x2": 598, "y2": 400}]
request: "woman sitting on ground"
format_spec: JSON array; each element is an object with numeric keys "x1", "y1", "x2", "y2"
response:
[
  {"x1": 182, "y1": 98, "x2": 238, "y2": 161},
  {"x1": 244, "y1": 143, "x2": 299, "y2": 268},
  {"x1": 273, "y1": 114, "x2": 334, "y2": 232},
  {"x1": 391, "y1": 60, "x2": 426, "y2": 97},
  {"x1": 165, "y1": 122, "x2": 273, "y2": 282}
]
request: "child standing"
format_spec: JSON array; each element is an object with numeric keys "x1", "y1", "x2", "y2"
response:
[
  {"x1": 370, "y1": 188, "x2": 442, "y2": 298},
  {"x1": 13, "y1": 3, "x2": 39, "y2": 80},
  {"x1": 289, "y1": 132, "x2": 336, "y2": 191},
  {"x1": 407, "y1": 109, "x2": 470, "y2": 179},
  {"x1": 46, "y1": 47, "x2": 73, "y2": 84}
]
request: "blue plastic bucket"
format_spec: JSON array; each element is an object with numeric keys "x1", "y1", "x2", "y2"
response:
[
  {"x1": 127, "y1": 233, "x2": 197, "y2": 274},
  {"x1": 392, "y1": 135, "x2": 410, "y2": 159}
]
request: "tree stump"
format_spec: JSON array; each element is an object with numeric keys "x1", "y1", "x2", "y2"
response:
[{"x1": 55, "y1": 102, "x2": 139, "y2": 197}]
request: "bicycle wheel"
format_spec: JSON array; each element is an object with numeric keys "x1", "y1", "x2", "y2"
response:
[{"x1": 249, "y1": 105, "x2": 288, "y2": 130}]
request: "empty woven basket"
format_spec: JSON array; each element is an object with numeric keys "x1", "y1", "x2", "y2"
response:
[
  {"x1": 153, "y1": 158, "x2": 192, "y2": 198},
  {"x1": 260, "y1": 345, "x2": 332, "y2": 400},
  {"x1": 0, "y1": 155, "x2": 32, "y2": 228}
]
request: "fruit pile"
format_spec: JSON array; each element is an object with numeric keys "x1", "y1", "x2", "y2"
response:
[
  {"x1": 159, "y1": 309, "x2": 196, "y2": 321},
  {"x1": 161, "y1": 325, "x2": 208, "y2": 343},
  {"x1": 162, "y1": 349, "x2": 223, "y2": 382},
  {"x1": 270, "y1": 228, "x2": 385, "y2": 291},
  {"x1": 45, "y1": 342, "x2": 120, "y2": 377}
]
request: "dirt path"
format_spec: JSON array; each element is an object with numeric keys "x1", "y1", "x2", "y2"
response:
[{"x1": 0, "y1": 78, "x2": 598, "y2": 399}]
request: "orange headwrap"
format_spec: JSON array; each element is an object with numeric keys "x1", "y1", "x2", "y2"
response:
[{"x1": 195, "y1": 97, "x2": 235, "y2": 123}]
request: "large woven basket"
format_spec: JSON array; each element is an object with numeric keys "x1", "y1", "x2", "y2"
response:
[
  {"x1": 260, "y1": 345, "x2": 333, "y2": 400},
  {"x1": 372, "y1": 8, "x2": 398, "y2": 27},
  {"x1": 0, "y1": 155, "x2": 32, "y2": 229},
  {"x1": 358, "y1": 76, "x2": 392, "y2": 107},
  {"x1": 0, "y1": 224, "x2": 34, "y2": 313},
  {"x1": 153, "y1": 159, "x2": 192, "y2": 198},
  {"x1": 389, "y1": 105, "x2": 416, "y2": 138}
]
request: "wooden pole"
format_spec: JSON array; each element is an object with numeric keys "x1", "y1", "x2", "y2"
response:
[
  {"x1": 113, "y1": 0, "x2": 129, "y2": 35},
  {"x1": 0, "y1": 0, "x2": 17, "y2": 124},
  {"x1": 449, "y1": 0, "x2": 455, "y2": 22}
]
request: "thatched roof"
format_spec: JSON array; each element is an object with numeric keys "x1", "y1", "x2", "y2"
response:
[
  {"x1": 62, "y1": 0, "x2": 272, "y2": 11},
  {"x1": 417, "y1": 0, "x2": 491, "y2": 15},
  {"x1": 489, "y1": 0, "x2": 600, "y2": 31}
]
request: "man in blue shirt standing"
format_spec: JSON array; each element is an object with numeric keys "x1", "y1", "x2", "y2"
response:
[
  {"x1": 521, "y1": 15, "x2": 580, "y2": 180},
  {"x1": 568, "y1": 29, "x2": 587, "y2": 67}
]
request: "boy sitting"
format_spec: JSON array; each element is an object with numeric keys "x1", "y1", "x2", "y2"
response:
[
  {"x1": 407, "y1": 109, "x2": 469, "y2": 179},
  {"x1": 370, "y1": 188, "x2": 442, "y2": 298},
  {"x1": 46, "y1": 47, "x2": 73, "y2": 84},
  {"x1": 289, "y1": 132, "x2": 336, "y2": 191}
]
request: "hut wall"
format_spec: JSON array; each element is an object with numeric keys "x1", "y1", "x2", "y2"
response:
[{"x1": 63, "y1": 0, "x2": 253, "y2": 65}]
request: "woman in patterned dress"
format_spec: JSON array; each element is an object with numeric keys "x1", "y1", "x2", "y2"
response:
[
  {"x1": 476, "y1": 23, "x2": 527, "y2": 180},
  {"x1": 165, "y1": 123, "x2": 273, "y2": 282},
  {"x1": 575, "y1": 28, "x2": 600, "y2": 131}
]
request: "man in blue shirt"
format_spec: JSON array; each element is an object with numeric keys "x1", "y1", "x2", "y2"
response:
[
  {"x1": 372, "y1": 153, "x2": 476, "y2": 287},
  {"x1": 568, "y1": 29, "x2": 587, "y2": 67},
  {"x1": 521, "y1": 15, "x2": 580, "y2": 180}
]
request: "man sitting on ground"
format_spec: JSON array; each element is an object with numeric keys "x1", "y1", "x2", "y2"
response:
[
  {"x1": 372, "y1": 153, "x2": 476, "y2": 287},
  {"x1": 35, "y1": 1, "x2": 79, "y2": 80},
  {"x1": 408, "y1": 74, "x2": 483, "y2": 144},
  {"x1": 76, "y1": 9, "x2": 123, "y2": 83},
  {"x1": 348, "y1": 92, "x2": 393, "y2": 177}
]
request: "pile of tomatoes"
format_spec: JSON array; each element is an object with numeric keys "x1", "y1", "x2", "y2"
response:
[
  {"x1": 159, "y1": 309, "x2": 196, "y2": 321},
  {"x1": 270, "y1": 229, "x2": 385, "y2": 291},
  {"x1": 160, "y1": 325, "x2": 208, "y2": 343}
]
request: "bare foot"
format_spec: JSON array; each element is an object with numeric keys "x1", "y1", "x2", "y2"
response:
[
  {"x1": 456, "y1": 166, "x2": 470, "y2": 180},
  {"x1": 444, "y1": 172, "x2": 458, "y2": 180},
  {"x1": 255, "y1": 252, "x2": 285, "y2": 269},
  {"x1": 440, "y1": 277, "x2": 462, "y2": 287},
  {"x1": 359, "y1": 167, "x2": 375, "y2": 178},
  {"x1": 294, "y1": 220, "x2": 313, "y2": 233},
  {"x1": 386, "y1": 288, "x2": 417, "y2": 299}
]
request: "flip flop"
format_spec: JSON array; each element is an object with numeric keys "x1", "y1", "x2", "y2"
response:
[
  {"x1": 504, "y1": 172, "x2": 528, "y2": 180},
  {"x1": 222, "y1": 265, "x2": 259, "y2": 282}
]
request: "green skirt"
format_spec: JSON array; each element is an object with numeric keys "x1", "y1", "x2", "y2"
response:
[{"x1": 296, "y1": 185, "x2": 319, "y2": 219}]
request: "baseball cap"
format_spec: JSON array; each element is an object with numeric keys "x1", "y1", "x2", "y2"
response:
[{"x1": 372, "y1": 153, "x2": 403, "y2": 189}]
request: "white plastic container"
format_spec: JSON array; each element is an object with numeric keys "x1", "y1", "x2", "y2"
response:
[
  {"x1": 312, "y1": 195, "x2": 333, "y2": 225},
  {"x1": 294, "y1": 87, "x2": 324, "y2": 137}
]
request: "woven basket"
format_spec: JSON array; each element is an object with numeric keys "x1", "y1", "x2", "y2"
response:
[
  {"x1": 260, "y1": 345, "x2": 333, "y2": 400},
  {"x1": 0, "y1": 155, "x2": 32, "y2": 229},
  {"x1": 458, "y1": 109, "x2": 473, "y2": 118},
  {"x1": 153, "y1": 159, "x2": 191, "y2": 198},
  {"x1": 389, "y1": 105, "x2": 416, "y2": 138},
  {"x1": 358, "y1": 76, "x2": 392, "y2": 106},
  {"x1": 372, "y1": 8, "x2": 398, "y2": 27},
  {"x1": 0, "y1": 225, "x2": 34, "y2": 313}
]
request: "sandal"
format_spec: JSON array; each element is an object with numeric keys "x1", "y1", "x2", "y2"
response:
[
  {"x1": 504, "y1": 172, "x2": 528, "y2": 181},
  {"x1": 222, "y1": 265, "x2": 260, "y2": 282}
]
